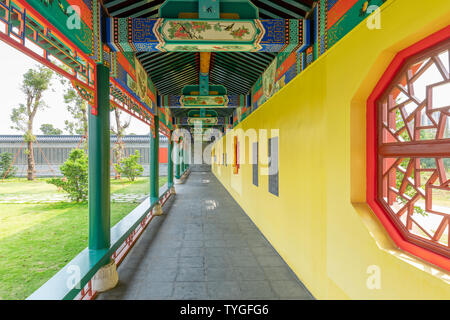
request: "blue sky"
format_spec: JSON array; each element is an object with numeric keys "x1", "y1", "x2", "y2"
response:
[{"x1": 0, "y1": 41, "x2": 150, "y2": 135}]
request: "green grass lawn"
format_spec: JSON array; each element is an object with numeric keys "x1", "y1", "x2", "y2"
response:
[
  {"x1": 111, "y1": 177, "x2": 159, "y2": 194},
  {"x1": 0, "y1": 178, "x2": 58, "y2": 196},
  {"x1": 0, "y1": 176, "x2": 165, "y2": 197},
  {"x1": 0, "y1": 176, "x2": 167, "y2": 300}
]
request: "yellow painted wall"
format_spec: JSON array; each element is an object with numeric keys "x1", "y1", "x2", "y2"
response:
[{"x1": 211, "y1": 0, "x2": 450, "y2": 299}]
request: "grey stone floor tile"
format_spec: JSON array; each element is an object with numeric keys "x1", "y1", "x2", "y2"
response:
[
  {"x1": 184, "y1": 223, "x2": 203, "y2": 233},
  {"x1": 97, "y1": 172, "x2": 312, "y2": 300},
  {"x1": 205, "y1": 247, "x2": 228, "y2": 256},
  {"x1": 117, "y1": 267, "x2": 146, "y2": 283},
  {"x1": 142, "y1": 267, "x2": 178, "y2": 282},
  {"x1": 256, "y1": 255, "x2": 286, "y2": 267},
  {"x1": 180, "y1": 247, "x2": 204, "y2": 257},
  {"x1": 250, "y1": 246, "x2": 277, "y2": 257},
  {"x1": 206, "y1": 267, "x2": 237, "y2": 281},
  {"x1": 184, "y1": 233, "x2": 204, "y2": 240},
  {"x1": 174, "y1": 282, "x2": 207, "y2": 299},
  {"x1": 270, "y1": 280, "x2": 313, "y2": 299},
  {"x1": 228, "y1": 247, "x2": 253, "y2": 257},
  {"x1": 182, "y1": 240, "x2": 204, "y2": 248},
  {"x1": 147, "y1": 246, "x2": 180, "y2": 258},
  {"x1": 176, "y1": 267, "x2": 206, "y2": 282},
  {"x1": 179, "y1": 256, "x2": 204, "y2": 268},
  {"x1": 207, "y1": 281, "x2": 241, "y2": 299},
  {"x1": 205, "y1": 255, "x2": 230, "y2": 268},
  {"x1": 246, "y1": 237, "x2": 271, "y2": 247},
  {"x1": 228, "y1": 254, "x2": 259, "y2": 267},
  {"x1": 157, "y1": 231, "x2": 184, "y2": 240},
  {"x1": 235, "y1": 266, "x2": 267, "y2": 281},
  {"x1": 147, "y1": 257, "x2": 178, "y2": 270},
  {"x1": 239, "y1": 281, "x2": 276, "y2": 299},
  {"x1": 225, "y1": 238, "x2": 247, "y2": 247},
  {"x1": 222, "y1": 233, "x2": 244, "y2": 240},
  {"x1": 203, "y1": 232, "x2": 224, "y2": 240},
  {"x1": 97, "y1": 281, "x2": 141, "y2": 300},
  {"x1": 262, "y1": 266, "x2": 298, "y2": 281},
  {"x1": 138, "y1": 282, "x2": 174, "y2": 299},
  {"x1": 152, "y1": 239, "x2": 183, "y2": 249},
  {"x1": 204, "y1": 239, "x2": 228, "y2": 247}
]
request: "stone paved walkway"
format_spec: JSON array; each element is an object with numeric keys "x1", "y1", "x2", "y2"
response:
[
  {"x1": 97, "y1": 171, "x2": 313, "y2": 300},
  {"x1": 0, "y1": 193, "x2": 147, "y2": 204}
]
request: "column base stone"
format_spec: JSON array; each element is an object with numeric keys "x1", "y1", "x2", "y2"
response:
[
  {"x1": 153, "y1": 203, "x2": 163, "y2": 216},
  {"x1": 92, "y1": 260, "x2": 118, "y2": 293}
]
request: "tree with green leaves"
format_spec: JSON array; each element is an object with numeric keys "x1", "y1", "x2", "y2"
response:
[
  {"x1": 48, "y1": 149, "x2": 88, "y2": 202},
  {"x1": 61, "y1": 82, "x2": 88, "y2": 143},
  {"x1": 55, "y1": 69, "x2": 89, "y2": 150},
  {"x1": 10, "y1": 66, "x2": 53, "y2": 180},
  {"x1": 40, "y1": 123, "x2": 63, "y2": 135},
  {"x1": 114, "y1": 150, "x2": 144, "y2": 182},
  {"x1": 111, "y1": 107, "x2": 131, "y2": 179},
  {"x1": 0, "y1": 152, "x2": 17, "y2": 179}
]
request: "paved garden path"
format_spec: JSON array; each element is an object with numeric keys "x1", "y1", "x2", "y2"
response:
[
  {"x1": 0, "y1": 193, "x2": 147, "y2": 204},
  {"x1": 97, "y1": 171, "x2": 313, "y2": 300}
]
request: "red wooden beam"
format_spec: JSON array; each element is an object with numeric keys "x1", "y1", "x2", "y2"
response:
[{"x1": 379, "y1": 140, "x2": 450, "y2": 157}]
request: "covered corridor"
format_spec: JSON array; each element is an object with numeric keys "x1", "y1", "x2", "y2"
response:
[
  {"x1": 97, "y1": 171, "x2": 312, "y2": 300},
  {"x1": 2, "y1": 0, "x2": 448, "y2": 301}
]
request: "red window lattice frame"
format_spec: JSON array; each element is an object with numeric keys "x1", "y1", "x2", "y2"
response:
[{"x1": 367, "y1": 26, "x2": 450, "y2": 271}]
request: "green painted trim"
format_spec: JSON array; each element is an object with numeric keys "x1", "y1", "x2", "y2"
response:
[
  {"x1": 199, "y1": 0, "x2": 220, "y2": 19},
  {"x1": 26, "y1": 0, "x2": 93, "y2": 55},
  {"x1": 168, "y1": 133, "x2": 174, "y2": 187},
  {"x1": 150, "y1": 117, "x2": 160, "y2": 204},
  {"x1": 199, "y1": 73, "x2": 209, "y2": 96},
  {"x1": 159, "y1": 0, "x2": 258, "y2": 19},
  {"x1": 88, "y1": 64, "x2": 111, "y2": 251},
  {"x1": 327, "y1": 0, "x2": 387, "y2": 49}
]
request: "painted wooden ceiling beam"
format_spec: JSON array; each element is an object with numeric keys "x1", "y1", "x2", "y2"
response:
[
  {"x1": 160, "y1": 94, "x2": 247, "y2": 108},
  {"x1": 105, "y1": 17, "x2": 309, "y2": 53}
]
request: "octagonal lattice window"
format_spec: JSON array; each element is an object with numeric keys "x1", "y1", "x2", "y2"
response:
[{"x1": 376, "y1": 38, "x2": 449, "y2": 259}]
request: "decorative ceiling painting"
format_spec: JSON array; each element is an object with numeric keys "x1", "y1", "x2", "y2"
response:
[
  {"x1": 11, "y1": 0, "x2": 391, "y2": 132},
  {"x1": 106, "y1": 17, "x2": 308, "y2": 52}
]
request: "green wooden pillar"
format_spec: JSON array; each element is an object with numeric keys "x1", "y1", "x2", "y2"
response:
[
  {"x1": 150, "y1": 116, "x2": 160, "y2": 204},
  {"x1": 167, "y1": 131, "x2": 174, "y2": 188},
  {"x1": 89, "y1": 64, "x2": 110, "y2": 250},
  {"x1": 174, "y1": 140, "x2": 181, "y2": 180}
]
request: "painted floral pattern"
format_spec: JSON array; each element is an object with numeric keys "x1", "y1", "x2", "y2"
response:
[
  {"x1": 167, "y1": 21, "x2": 212, "y2": 40},
  {"x1": 181, "y1": 95, "x2": 226, "y2": 107},
  {"x1": 231, "y1": 27, "x2": 250, "y2": 39},
  {"x1": 163, "y1": 20, "x2": 255, "y2": 41},
  {"x1": 171, "y1": 45, "x2": 249, "y2": 52}
]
